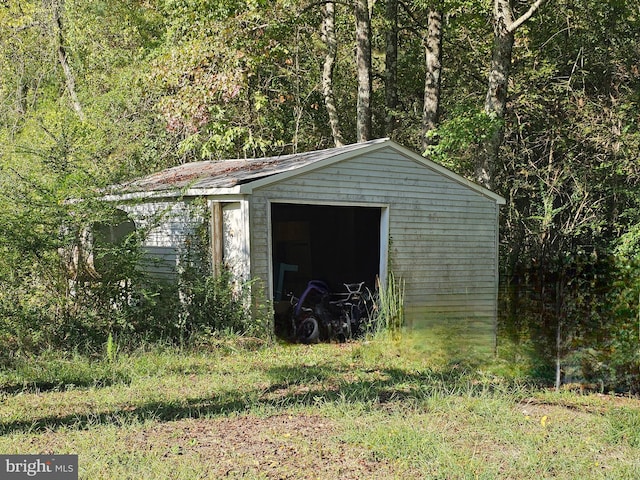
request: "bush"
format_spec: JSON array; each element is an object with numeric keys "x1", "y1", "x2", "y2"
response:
[
  {"x1": 0, "y1": 194, "x2": 275, "y2": 357},
  {"x1": 176, "y1": 211, "x2": 272, "y2": 342},
  {"x1": 598, "y1": 256, "x2": 640, "y2": 393}
]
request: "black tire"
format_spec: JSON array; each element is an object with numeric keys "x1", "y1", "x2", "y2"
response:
[{"x1": 297, "y1": 317, "x2": 320, "y2": 344}]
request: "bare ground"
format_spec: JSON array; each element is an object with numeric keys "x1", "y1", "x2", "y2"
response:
[{"x1": 128, "y1": 414, "x2": 412, "y2": 479}]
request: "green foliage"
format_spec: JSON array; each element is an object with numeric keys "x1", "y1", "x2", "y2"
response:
[
  {"x1": 176, "y1": 206, "x2": 273, "y2": 341},
  {"x1": 586, "y1": 227, "x2": 640, "y2": 393},
  {"x1": 147, "y1": 0, "x2": 326, "y2": 160},
  {"x1": 368, "y1": 272, "x2": 405, "y2": 338},
  {"x1": 0, "y1": 178, "x2": 269, "y2": 355},
  {"x1": 0, "y1": 116, "x2": 270, "y2": 357},
  {"x1": 105, "y1": 332, "x2": 117, "y2": 363},
  {"x1": 0, "y1": 180, "x2": 166, "y2": 355},
  {"x1": 492, "y1": 0, "x2": 640, "y2": 391},
  {"x1": 179, "y1": 267, "x2": 264, "y2": 338},
  {"x1": 0, "y1": 121, "x2": 174, "y2": 354},
  {"x1": 0, "y1": 0, "x2": 639, "y2": 393},
  {"x1": 425, "y1": 109, "x2": 501, "y2": 175}
]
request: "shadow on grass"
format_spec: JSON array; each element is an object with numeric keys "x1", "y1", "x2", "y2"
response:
[
  {"x1": 0, "y1": 360, "x2": 530, "y2": 436},
  {"x1": 263, "y1": 364, "x2": 523, "y2": 408},
  {"x1": 0, "y1": 394, "x2": 250, "y2": 436},
  {"x1": 0, "y1": 373, "x2": 132, "y2": 396}
]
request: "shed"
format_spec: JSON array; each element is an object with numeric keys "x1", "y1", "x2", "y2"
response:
[{"x1": 106, "y1": 138, "x2": 505, "y2": 348}]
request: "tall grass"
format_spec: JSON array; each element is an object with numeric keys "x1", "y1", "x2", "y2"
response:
[
  {"x1": 2, "y1": 337, "x2": 640, "y2": 479},
  {"x1": 372, "y1": 272, "x2": 405, "y2": 337}
]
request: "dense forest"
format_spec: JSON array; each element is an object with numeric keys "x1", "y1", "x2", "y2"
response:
[{"x1": 0, "y1": 0, "x2": 638, "y2": 390}]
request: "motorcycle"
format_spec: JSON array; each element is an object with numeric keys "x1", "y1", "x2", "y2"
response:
[{"x1": 289, "y1": 280, "x2": 375, "y2": 343}]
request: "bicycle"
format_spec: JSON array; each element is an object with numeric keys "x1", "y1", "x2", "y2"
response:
[{"x1": 289, "y1": 280, "x2": 376, "y2": 343}]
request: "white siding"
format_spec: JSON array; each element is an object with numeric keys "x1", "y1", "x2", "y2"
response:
[
  {"x1": 120, "y1": 200, "x2": 204, "y2": 281},
  {"x1": 121, "y1": 198, "x2": 249, "y2": 283},
  {"x1": 250, "y1": 146, "x2": 500, "y2": 345},
  {"x1": 222, "y1": 201, "x2": 250, "y2": 282}
]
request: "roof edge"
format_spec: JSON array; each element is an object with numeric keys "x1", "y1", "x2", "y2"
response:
[
  {"x1": 239, "y1": 138, "x2": 506, "y2": 205},
  {"x1": 103, "y1": 186, "x2": 243, "y2": 202},
  {"x1": 238, "y1": 138, "x2": 391, "y2": 194},
  {"x1": 385, "y1": 140, "x2": 507, "y2": 205}
]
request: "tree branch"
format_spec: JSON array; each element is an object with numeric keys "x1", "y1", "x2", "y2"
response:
[
  {"x1": 51, "y1": 0, "x2": 85, "y2": 121},
  {"x1": 508, "y1": 0, "x2": 548, "y2": 33},
  {"x1": 10, "y1": 22, "x2": 38, "y2": 34}
]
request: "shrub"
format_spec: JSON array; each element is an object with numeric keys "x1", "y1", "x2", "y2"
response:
[{"x1": 176, "y1": 209, "x2": 273, "y2": 342}]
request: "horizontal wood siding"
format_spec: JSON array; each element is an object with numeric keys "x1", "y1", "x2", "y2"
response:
[
  {"x1": 250, "y1": 147, "x2": 499, "y2": 343},
  {"x1": 120, "y1": 200, "x2": 204, "y2": 281}
]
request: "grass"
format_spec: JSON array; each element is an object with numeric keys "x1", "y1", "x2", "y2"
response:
[{"x1": 1, "y1": 332, "x2": 639, "y2": 479}]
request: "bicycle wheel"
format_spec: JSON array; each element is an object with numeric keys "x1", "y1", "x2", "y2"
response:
[{"x1": 297, "y1": 317, "x2": 320, "y2": 344}]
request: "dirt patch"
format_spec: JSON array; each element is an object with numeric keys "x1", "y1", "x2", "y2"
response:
[
  {"x1": 519, "y1": 393, "x2": 640, "y2": 415},
  {"x1": 129, "y1": 414, "x2": 408, "y2": 479}
]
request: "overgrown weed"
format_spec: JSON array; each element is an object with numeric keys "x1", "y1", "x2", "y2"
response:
[{"x1": 1, "y1": 334, "x2": 639, "y2": 478}]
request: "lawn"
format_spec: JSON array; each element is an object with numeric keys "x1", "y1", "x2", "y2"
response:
[{"x1": 1, "y1": 333, "x2": 639, "y2": 479}]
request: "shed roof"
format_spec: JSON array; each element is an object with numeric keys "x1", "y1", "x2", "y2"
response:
[
  {"x1": 117, "y1": 139, "x2": 388, "y2": 192},
  {"x1": 110, "y1": 138, "x2": 505, "y2": 205}
]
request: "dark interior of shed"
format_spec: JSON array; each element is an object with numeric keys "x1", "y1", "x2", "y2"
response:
[{"x1": 271, "y1": 203, "x2": 381, "y2": 339}]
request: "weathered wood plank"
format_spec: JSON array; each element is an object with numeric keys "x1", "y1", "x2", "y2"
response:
[{"x1": 250, "y1": 148, "x2": 501, "y2": 333}]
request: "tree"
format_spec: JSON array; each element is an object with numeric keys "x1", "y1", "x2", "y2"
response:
[
  {"x1": 476, "y1": 0, "x2": 548, "y2": 189},
  {"x1": 421, "y1": 7, "x2": 443, "y2": 151},
  {"x1": 384, "y1": 0, "x2": 398, "y2": 135},
  {"x1": 355, "y1": 0, "x2": 372, "y2": 142},
  {"x1": 50, "y1": 0, "x2": 84, "y2": 121},
  {"x1": 321, "y1": 1, "x2": 345, "y2": 147}
]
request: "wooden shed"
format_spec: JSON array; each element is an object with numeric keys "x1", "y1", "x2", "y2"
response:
[{"x1": 107, "y1": 138, "x2": 505, "y2": 347}]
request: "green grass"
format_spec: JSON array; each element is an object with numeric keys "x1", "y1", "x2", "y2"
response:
[{"x1": 1, "y1": 333, "x2": 639, "y2": 479}]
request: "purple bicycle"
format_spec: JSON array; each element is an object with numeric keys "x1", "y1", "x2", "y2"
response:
[{"x1": 289, "y1": 280, "x2": 375, "y2": 343}]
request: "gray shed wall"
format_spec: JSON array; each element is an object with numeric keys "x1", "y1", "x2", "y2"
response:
[{"x1": 249, "y1": 146, "x2": 499, "y2": 346}]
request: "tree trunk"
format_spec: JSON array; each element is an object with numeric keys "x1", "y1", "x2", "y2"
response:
[
  {"x1": 355, "y1": 0, "x2": 372, "y2": 142},
  {"x1": 476, "y1": 0, "x2": 514, "y2": 190},
  {"x1": 321, "y1": 2, "x2": 345, "y2": 147},
  {"x1": 477, "y1": 0, "x2": 547, "y2": 189},
  {"x1": 51, "y1": 0, "x2": 85, "y2": 121},
  {"x1": 384, "y1": 0, "x2": 398, "y2": 136},
  {"x1": 16, "y1": 69, "x2": 27, "y2": 116},
  {"x1": 421, "y1": 9, "x2": 443, "y2": 153},
  {"x1": 555, "y1": 317, "x2": 562, "y2": 391}
]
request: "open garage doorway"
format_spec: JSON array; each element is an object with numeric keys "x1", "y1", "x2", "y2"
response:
[{"x1": 271, "y1": 202, "x2": 384, "y2": 338}]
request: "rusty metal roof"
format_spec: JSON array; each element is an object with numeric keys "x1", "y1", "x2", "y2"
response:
[{"x1": 115, "y1": 139, "x2": 388, "y2": 194}]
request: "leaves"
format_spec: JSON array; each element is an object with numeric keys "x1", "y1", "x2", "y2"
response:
[{"x1": 0, "y1": 0, "x2": 638, "y2": 386}]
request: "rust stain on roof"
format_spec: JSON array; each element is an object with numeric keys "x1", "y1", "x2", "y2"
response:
[
  {"x1": 113, "y1": 139, "x2": 389, "y2": 194},
  {"x1": 117, "y1": 158, "x2": 284, "y2": 192}
]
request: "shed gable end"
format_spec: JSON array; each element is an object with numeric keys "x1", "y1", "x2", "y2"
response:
[{"x1": 248, "y1": 145, "x2": 501, "y2": 349}]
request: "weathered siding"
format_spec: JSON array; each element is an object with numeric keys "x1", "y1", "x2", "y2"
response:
[
  {"x1": 121, "y1": 198, "x2": 249, "y2": 283},
  {"x1": 222, "y1": 201, "x2": 250, "y2": 282},
  {"x1": 120, "y1": 200, "x2": 204, "y2": 281},
  {"x1": 250, "y1": 146, "x2": 499, "y2": 345}
]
